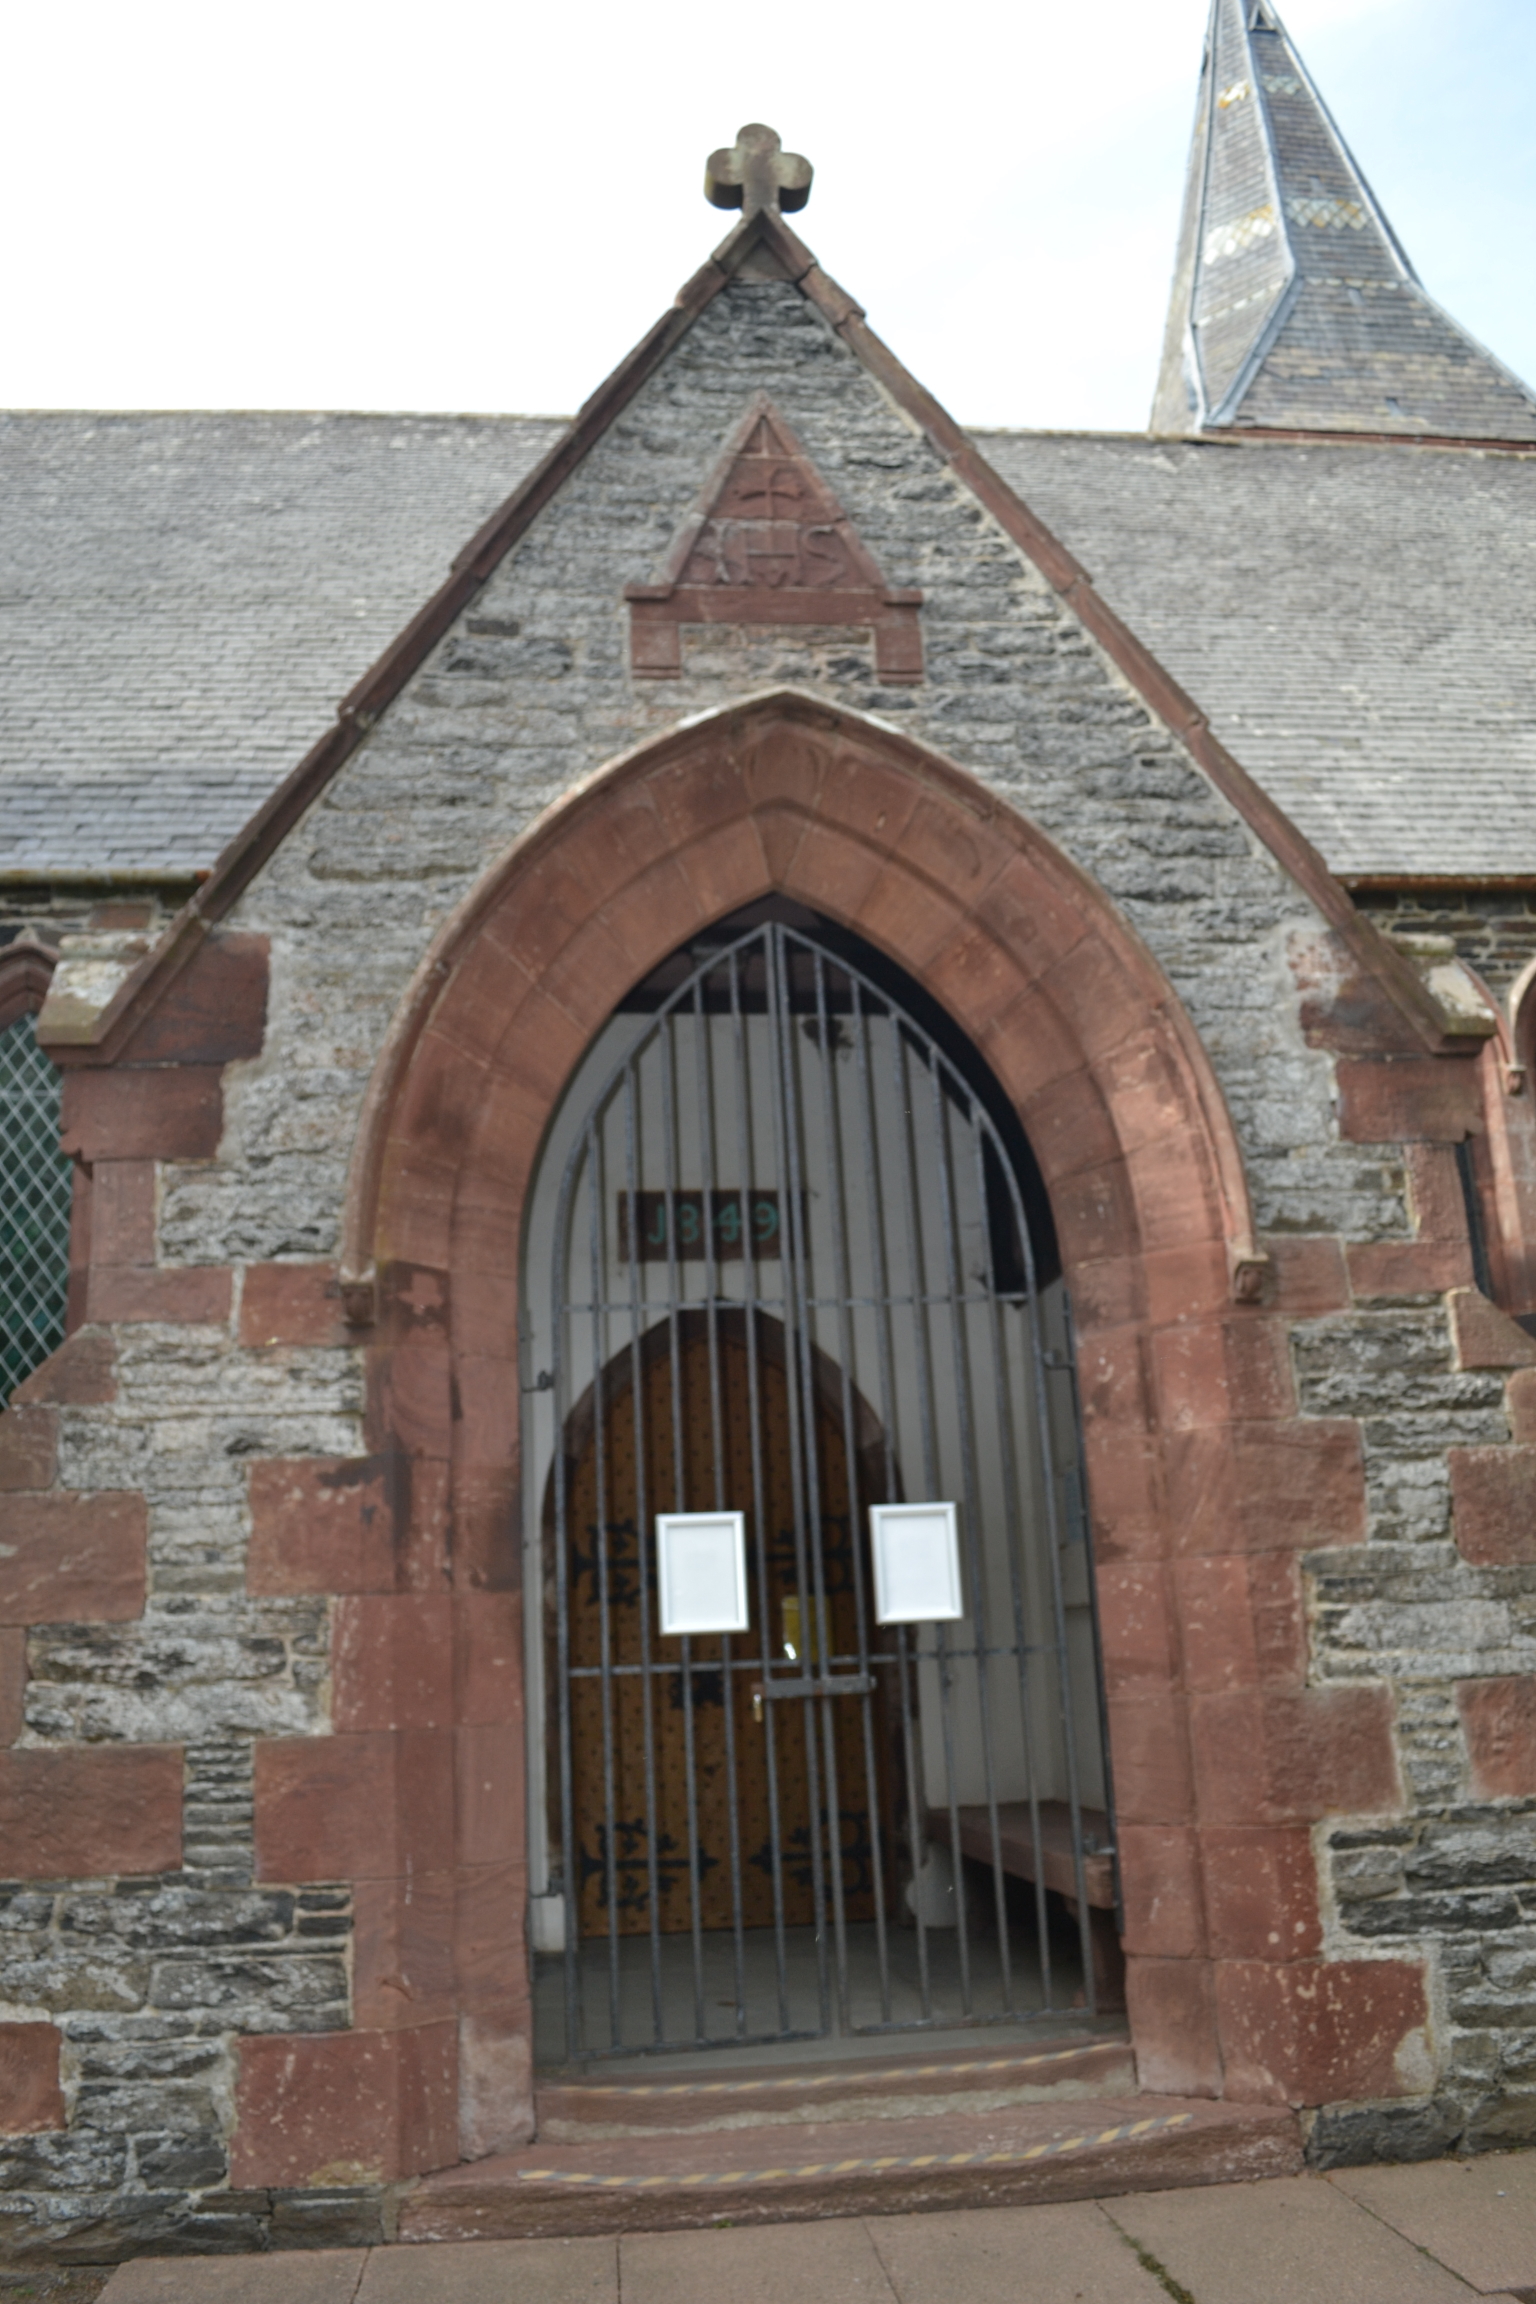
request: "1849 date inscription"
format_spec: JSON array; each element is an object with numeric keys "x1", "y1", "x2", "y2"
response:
[{"x1": 619, "y1": 1191, "x2": 784, "y2": 1262}]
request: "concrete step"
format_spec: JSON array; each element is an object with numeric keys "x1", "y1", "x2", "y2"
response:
[
  {"x1": 535, "y1": 2032, "x2": 1137, "y2": 2138},
  {"x1": 399, "y1": 2093, "x2": 1304, "y2": 2242}
]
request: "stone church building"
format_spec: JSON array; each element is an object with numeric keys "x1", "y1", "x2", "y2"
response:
[{"x1": 4, "y1": 0, "x2": 1536, "y2": 2260}]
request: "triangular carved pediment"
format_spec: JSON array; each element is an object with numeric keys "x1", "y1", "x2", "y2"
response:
[{"x1": 625, "y1": 395, "x2": 922, "y2": 681}]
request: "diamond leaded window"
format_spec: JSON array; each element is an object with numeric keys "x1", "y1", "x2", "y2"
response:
[{"x1": 0, "y1": 1010, "x2": 72, "y2": 1395}]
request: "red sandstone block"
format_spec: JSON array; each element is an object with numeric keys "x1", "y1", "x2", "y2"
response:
[
  {"x1": 1140, "y1": 1241, "x2": 1232, "y2": 1330},
  {"x1": 367, "y1": 1344, "x2": 454, "y2": 1461},
  {"x1": 1117, "y1": 1825, "x2": 1205, "y2": 1958},
  {"x1": 0, "y1": 1631, "x2": 25, "y2": 1744},
  {"x1": 124, "y1": 932, "x2": 269, "y2": 1066},
  {"x1": 1174, "y1": 1554, "x2": 1307, "y2": 1695},
  {"x1": 0, "y1": 1405, "x2": 58, "y2": 1492},
  {"x1": 89, "y1": 1264, "x2": 233, "y2": 1327},
  {"x1": 1167, "y1": 1419, "x2": 1367, "y2": 1555},
  {"x1": 1201, "y1": 1828, "x2": 1321, "y2": 1961},
  {"x1": 248, "y1": 1457, "x2": 393, "y2": 1595},
  {"x1": 1510, "y1": 1369, "x2": 1536, "y2": 1444},
  {"x1": 60, "y1": 1066, "x2": 223, "y2": 1162},
  {"x1": 427, "y1": 946, "x2": 535, "y2": 1074},
  {"x1": 13, "y1": 1329, "x2": 115, "y2": 1406},
  {"x1": 1346, "y1": 1239, "x2": 1474, "y2": 1299},
  {"x1": 0, "y1": 2023, "x2": 65, "y2": 2134},
  {"x1": 353, "y1": 1872, "x2": 457, "y2": 2030},
  {"x1": 1189, "y1": 1686, "x2": 1400, "y2": 1826},
  {"x1": 0, "y1": 1746, "x2": 181, "y2": 1877},
  {"x1": 1126, "y1": 1123, "x2": 1225, "y2": 1245},
  {"x1": 1097, "y1": 1032, "x2": 1200, "y2": 1161},
  {"x1": 925, "y1": 921, "x2": 1033, "y2": 1045},
  {"x1": 540, "y1": 914, "x2": 650, "y2": 1038},
  {"x1": 980, "y1": 985, "x2": 1085, "y2": 1113},
  {"x1": 1068, "y1": 1253, "x2": 1144, "y2": 1336},
  {"x1": 453, "y1": 1351, "x2": 521, "y2": 1474},
  {"x1": 1215, "y1": 1957, "x2": 1428, "y2": 2106},
  {"x1": 1105, "y1": 1693, "x2": 1194, "y2": 1825},
  {"x1": 240, "y1": 1262, "x2": 350, "y2": 1348},
  {"x1": 1126, "y1": 1956, "x2": 1221, "y2": 2097},
  {"x1": 856, "y1": 864, "x2": 968, "y2": 977},
  {"x1": 1073, "y1": 1322, "x2": 1155, "y2": 1440},
  {"x1": 459, "y1": 2005, "x2": 536, "y2": 2158},
  {"x1": 757, "y1": 800, "x2": 815, "y2": 890},
  {"x1": 599, "y1": 857, "x2": 707, "y2": 975},
  {"x1": 1039, "y1": 934, "x2": 1149, "y2": 1069},
  {"x1": 253, "y1": 1730, "x2": 455, "y2": 1882},
  {"x1": 0, "y1": 1493, "x2": 147, "y2": 1626},
  {"x1": 1079, "y1": 1428, "x2": 1164, "y2": 1562},
  {"x1": 332, "y1": 1595, "x2": 453, "y2": 1731},
  {"x1": 457, "y1": 1723, "x2": 522, "y2": 1869},
  {"x1": 231, "y1": 2021, "x2": 458, "y2": 2186},
  {"x1": 1450, "y1": 1447, "x2": 1536, "y2": 1567},
  {"x1": 744, "y1": 725, "x2": 829, "y2": 815},
  {"x1": 1263, "y1": 1236, "x2": 1351, "y2": 1318},
  {"x1": 389, "y1": 1028, "x2": 494, "y2": 1185},
  {"x1": 1335, "y1": 1057, "x2": 1483, "y2": 1145},
  {"x1": 1458, "y1": 1675, "x2": 1536, "y2": 1797},
  {"x1": 1018, "y1": 1067, "x2": 1120, "y2": 1187},
  {"x1": 1094, "y1": 1564, "x2": 1178, "y2": 1698},
  {"x1": 676, "y1": 817, "x2": 779, "y2": 925},
  {"x1": 1152, "y1": 1316, "x2": 1295, "y2": 1432},
  {"x1": 89, "y1": 1159, "x2": 156, "y2": 1267},
  {"x1": 1405, "y1": 1143, "x2": 1472, "y2": 1241},
  {"x1": 455, "y1": 1594, "x2": 522, "y2": 1727},
  {"x1": 455, "y1": 1860, "x2": 526, "y2": 2012},
  {"x1": 1449, "y1": 1288, "x2": 1536, "y2": 1371},
  {"x1": 449, "y1": 1465, "x2": 521, "y2": 1596}
]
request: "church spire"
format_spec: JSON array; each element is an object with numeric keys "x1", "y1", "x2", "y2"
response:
[{"x1": 1152, "y1": 0, "x2": 1536, "y2": 439}]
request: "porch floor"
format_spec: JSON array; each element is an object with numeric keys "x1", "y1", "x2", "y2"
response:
[{"x1": 534, "y1": 1912, "x2": 1093, "y2": 2070}]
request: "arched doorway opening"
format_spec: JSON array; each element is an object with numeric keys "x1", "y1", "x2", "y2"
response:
[{"x1": 524, "y1": 901, "x2": 1115, "y2": 2062}]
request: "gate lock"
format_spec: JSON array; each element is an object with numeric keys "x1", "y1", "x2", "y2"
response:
[{"x1": 751, "y1": 1674, "x2": 875, "y2": 1721}]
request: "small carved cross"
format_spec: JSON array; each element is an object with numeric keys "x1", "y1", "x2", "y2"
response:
[{"x1": 705, "y1": 124, "x2": 813, "y2": 218}]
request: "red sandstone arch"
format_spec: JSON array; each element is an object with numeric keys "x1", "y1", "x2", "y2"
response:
[{"x1": 242, "y1": 694, "x2": 1423, "y2": 2181}]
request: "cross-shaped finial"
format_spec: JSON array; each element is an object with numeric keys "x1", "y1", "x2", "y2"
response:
[{"x1": 705, "y1": 124, "x2": 813, "y2": 219}]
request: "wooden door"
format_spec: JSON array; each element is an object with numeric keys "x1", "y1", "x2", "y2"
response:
[{"x1": 555, "y1": 1312, "x2": 888, "y2": 1938}]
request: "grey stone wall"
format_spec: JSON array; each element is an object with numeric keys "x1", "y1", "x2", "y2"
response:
[{"x1": 6, "y1": 275, "x2": 1534, "y2": 2245}]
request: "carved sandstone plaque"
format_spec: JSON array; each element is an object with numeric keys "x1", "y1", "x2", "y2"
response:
[{"x1": 625, "y1": 395, "x2": 923, "y2": 680}]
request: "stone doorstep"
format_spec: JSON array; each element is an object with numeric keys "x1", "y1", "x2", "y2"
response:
[
  {"x1": 398, "y1": 2094, "x2": 1303, "y2": 2242},
  {"x1": 536, "y1": 2033, "x2": 1137, "y2": 2137}
]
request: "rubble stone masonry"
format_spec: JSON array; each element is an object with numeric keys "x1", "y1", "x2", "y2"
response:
[{"x1": 3, "y1": 277, "x2": 1534, "y2": 2253}]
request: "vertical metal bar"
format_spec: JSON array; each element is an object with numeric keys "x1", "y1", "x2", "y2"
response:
[
  {"x1": 765, "y1": 927, "x2": 832, "y2": 2036},
  {"x1": 658, "y1": 1010, "x2": 707, "y2": 2041},
  {"x1": 1060, "y1": 1289, "x2": 1121, "y2": 1932},
  {"x1": 587, "y1": 1120, "x2": 623, "y2": 2049},
  {"x1": 695, "y1": 970, "x2": 747, "y2": 2036},
  {"x1": 851, "y1": 979, "x2": 931, "y2": 2019},
  {"x1": 551, "y1": 1138, "x2": 582, "y2": 2061},
  {"x1": 621, "y1": 1066, "x2": 664, "y2": 2044},
  {"x1": 928, "y1": 1056, "x2": 1012, "y2": 2013},
  {"x1": 971, "y1": 1119, "x2": 1056, "y2": 2010},
  {"x1": 731, "y1": 940, "x2": 792, "y2": 2035},
  {"x1": 811, "y1": 947, "x2": 892, "y2": 2025},
  {"x1": 779, "y1": 930, "x2": 853, "y2": 2033},
  {"x1": 1012, "y1": 1151, "x2": 1098, "y2": 2011},
  {"x1": 892, "y1": 1022, "x2": 972, "y2": 2007}
]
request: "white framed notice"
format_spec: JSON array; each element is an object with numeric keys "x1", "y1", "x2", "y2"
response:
[
  {"x1": 869, "y1": 1502, "x2": 964, "y2": 1625},
  {"x1": 655, "y1": 1511, "x2": 750, "y2": 1637}
]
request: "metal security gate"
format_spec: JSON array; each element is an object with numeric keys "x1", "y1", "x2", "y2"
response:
[{"x1": 542, "y1": 910, "x2": 1114, "y2": 2061}]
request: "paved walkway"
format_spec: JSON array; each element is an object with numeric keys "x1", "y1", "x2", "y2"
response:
[{"x1": 50, "y1": 2151, "x2": 1536, "y2": 2303}]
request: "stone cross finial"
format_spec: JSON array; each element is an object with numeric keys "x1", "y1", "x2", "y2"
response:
[{"x1": 705, "y1": 124, "x2": 813, "y2": 218}]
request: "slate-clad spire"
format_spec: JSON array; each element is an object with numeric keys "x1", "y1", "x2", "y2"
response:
[{"x1": 1152, "y1": 0, "x2": 1536, "y2": 438}]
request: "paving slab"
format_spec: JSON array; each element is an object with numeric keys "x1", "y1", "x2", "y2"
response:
[
  {"x1": 100, "y1": 2257, "x2": 364, "y2": 2304},
  {"x1": 868, "y1": 2200, "x2": 1168, "y2": 2302},
  {"x1": 358, "y1": 2235, "x2": 617, "y2": 2302},
  {"x1": 1329, "y1": 2154, "x2": 1536, "y2": 2295},
  {"x1": 619, "y1": 2217, "x2": 896, "y2": 2304},
  {"x1": 1108, "y1": 2175, "x2": 1479, "y2": 2304}
]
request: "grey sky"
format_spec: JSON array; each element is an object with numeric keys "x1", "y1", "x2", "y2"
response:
[{"x1": 3, "y1": 0, "x2": 1530, "y2": 430}]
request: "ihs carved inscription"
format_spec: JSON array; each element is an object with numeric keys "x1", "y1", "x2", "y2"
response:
[{"x1": 626, "y1": 397, "x2": 923, "y2": 680}]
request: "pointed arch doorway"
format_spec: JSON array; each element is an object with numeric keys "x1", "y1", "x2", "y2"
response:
[{"x1": 526, "y1": 901, "x2": 1114, "y2": 2062}]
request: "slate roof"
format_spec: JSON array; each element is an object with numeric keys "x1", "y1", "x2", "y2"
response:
[
  {"x1": 2, "y1": 412, "x2": 1534, "y2": 886},
  {"x1": 1152, "y1": 0, "x2": 1536, "y2": 440},
  {"x1": 0, "y1": 410, "x2": 556, "y2": 877}
]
